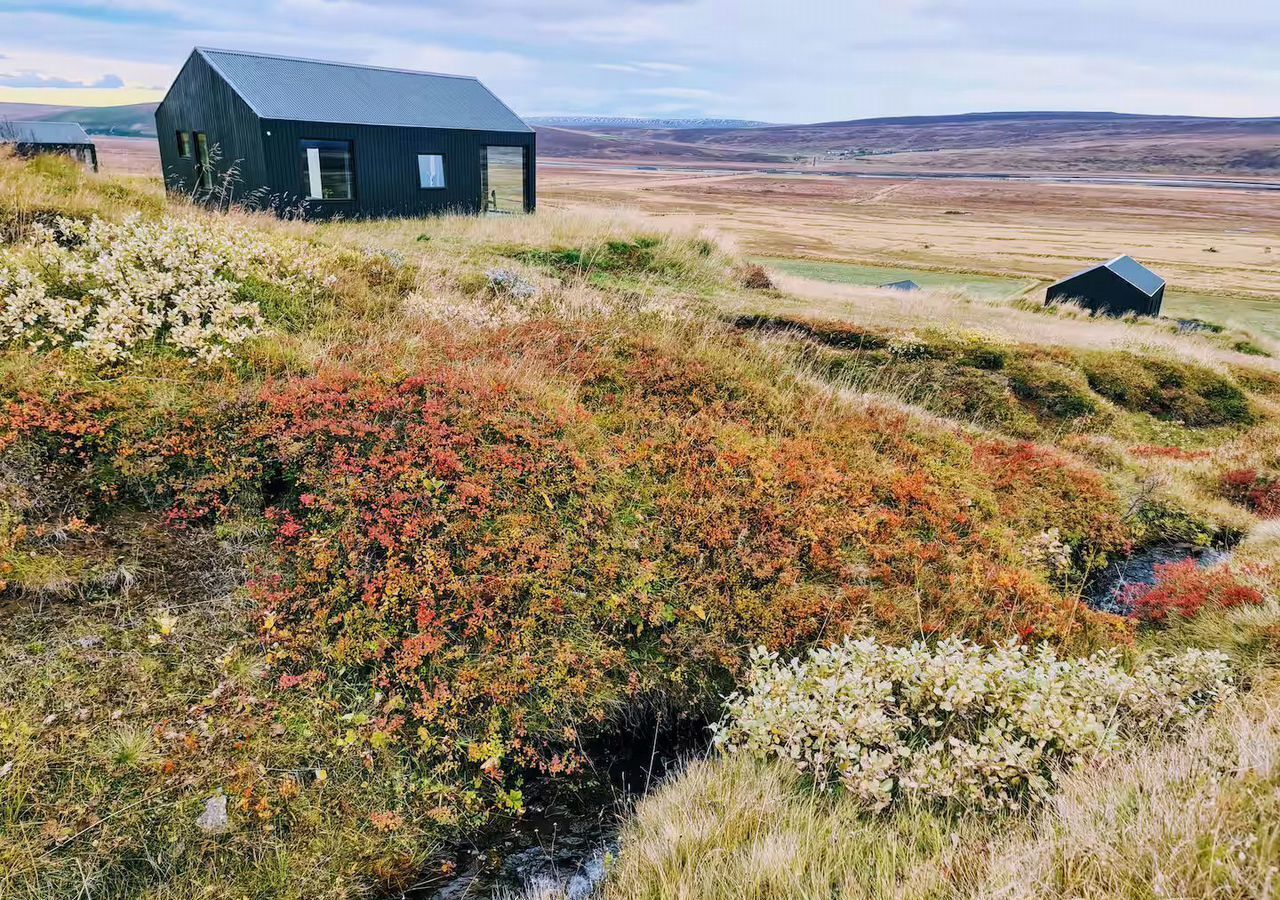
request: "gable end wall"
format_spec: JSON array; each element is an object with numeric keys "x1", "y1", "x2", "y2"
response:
[{"x1": 154, "y1": 52, "x2": 267, "y2": 202}]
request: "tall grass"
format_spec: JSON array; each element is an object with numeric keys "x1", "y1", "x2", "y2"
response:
[
  {"x1": 983, "y1": 674, "x2": 1280, "y2": 899},
  {"x1": 755, "y1": 270, "x2": 1280, "y2": 374}
]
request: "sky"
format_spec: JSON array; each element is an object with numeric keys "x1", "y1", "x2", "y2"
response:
[{"x1": 1, "y1": 0, "x2": 1278, "y2": 121}]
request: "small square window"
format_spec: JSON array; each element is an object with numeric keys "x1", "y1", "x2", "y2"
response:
[
  {"x1": 176, "y1": 131, "x2": 192, "y2": 158},
  {"x1": 417, "y1": 154, "x2": 445, "y2": 189}
]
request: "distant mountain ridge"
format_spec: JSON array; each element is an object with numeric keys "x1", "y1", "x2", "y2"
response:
[
  {"x1": 804, "y1": 110, "x2": 1280, "y2": 128},
  {"x1": 526, "y1": 116, "x2": 775, "y2": 130},
  {"x1": 0, "y1": 101, "x2": 159, "y2": 136},
  {"x1": 3, "y1": 102, "x2": 1277, "y2": 176}
]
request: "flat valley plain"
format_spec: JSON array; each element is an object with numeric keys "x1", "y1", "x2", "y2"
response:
[
  {"x1": 98, "y1": 136, "x2": 1280, "y2": 338},
  {"x1": 539, "y1": 164, "x2": 1280, "y2": 336}
]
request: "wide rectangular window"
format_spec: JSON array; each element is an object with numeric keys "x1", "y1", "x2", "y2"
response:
[
  {"x1": 299, "y1": 140, "x2": 354, "y2": 201},
  {"x1": 417, "y1": 154, "x2": 445, "y2": 189},
  {"x1": 194, "y1": 132, "x2": 212, "y2": 189},
  {"x1": 176, "y1": 131, "x2": 191, "y2": 158}
]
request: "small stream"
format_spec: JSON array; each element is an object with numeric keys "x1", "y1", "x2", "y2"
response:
[
  {"x1": 410, "y1": 714, "x2": 709, "y2": 900},
  {"x1": 408, "y1": 540, "x2": 1241, "y2": 897},
  {"x1": 1083, "y1": 541, "x2": 1234, "y2": 614},
  {"x1": 428, "y1": 804, "x2": 615, "y2": 900}
]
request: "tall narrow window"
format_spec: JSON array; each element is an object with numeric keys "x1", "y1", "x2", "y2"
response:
[
  {"x1": 482, "y1": 146, "x2": 527, "y2": 213},
  {"x1": 176, "y1": 131, "x2": 192, "y2": 158},
  {"x1": 299, "y1": 140, "x2": 354, "y2": 200},
  {"x1": 194, "y1": 132, "x2": 212, "y2": 189},
  {"x1": 417, "y1": 154, "x2": 445, "y2": 189}
]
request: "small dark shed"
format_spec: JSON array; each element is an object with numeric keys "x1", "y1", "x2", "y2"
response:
[
  {"x1": 1045, "y1": 255, "x2": 1165, "y2": 317},
  {"x1": 155, "y1": 47, "x2": 535, "y2": 218},
  {"x1": 880, "y1": 279, "x2": 921, "y2": 292},
  {"x1": 0, "y1": 121, "x2": 97, "y2": 171}
]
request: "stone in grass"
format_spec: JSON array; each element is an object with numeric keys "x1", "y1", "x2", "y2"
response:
[{"x1": 196, "y1": 793, "x2": 230, "y2": 835}]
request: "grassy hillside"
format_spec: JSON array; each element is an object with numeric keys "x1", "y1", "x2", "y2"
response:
[
  {"x1": 39, "y1": 103, "x2": 158, "y2": 136},
  {"x1": 1, "y1": 153, "x2": 1278, "y2": 899}
]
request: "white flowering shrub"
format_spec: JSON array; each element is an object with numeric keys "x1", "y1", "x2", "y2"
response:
[
  {"x1": 886, "y1": 333, "x2": 929, "y2": 359},
  {"x1": 1027, "y1": 527, "x2": 1074, "y2": 577},
  {"x1": 485, "y1": 267, "x2": 539, "y2": 300},
  {"x1": 712, "y1": 637, "x2": 1233, "y2": 812},
  {"x1": 0, "y1": 214, "x2": 324, "y2": 363}
]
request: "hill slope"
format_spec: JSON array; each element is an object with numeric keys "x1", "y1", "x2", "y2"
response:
[
  {"x1": 1, "y1": 154, "x2": 1278, "y2": 900},
  {"x1": 555, "y1": 111, "x2": 1280, "y2": 175}
]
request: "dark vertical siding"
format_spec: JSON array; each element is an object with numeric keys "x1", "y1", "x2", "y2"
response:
[
  {"x1": 1046, "y1": 269, "x2": 1162, "y2": 317},
  {"x1": 155, "y1": 49, "x2": 536, "y2": 218},
  {"x1": 154, "y1": 53, "x2": 266, "y2": 203},
  {"x1": 259, "y1": 119, "x2": 536, "y2": 218},
  {"x1": 11, "y1": 143, "x2": 97, "y2": 171},
  {"x1": 526, "y1": 132, "x2": 537, "y2": 213}
]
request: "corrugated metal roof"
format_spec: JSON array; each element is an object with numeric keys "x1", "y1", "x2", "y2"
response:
[
  {"x1": 1104, "y1": 255, "x2": 1165, "y2": 296},
  {"x1": 197, "y1": 47, "x2": 531, "y2": 133},
  {"x1": 1, "y1": 121, "x2": 93, "y2": 145},
  {"x1": 1048, "y1": 255, "x2": 1165, "y2": 296}
]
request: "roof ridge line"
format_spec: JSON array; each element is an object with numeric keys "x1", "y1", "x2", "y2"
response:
[{"x1": 195, "y1": 46, "x2": 480, "y2": 82}]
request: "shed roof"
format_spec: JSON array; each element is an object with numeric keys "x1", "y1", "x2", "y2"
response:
[
  {"x1": 1, "y1": 121, "x2": 93, "y2": 145},
  {"x1": 195, "y1": 47, "x2": 532, "y2": 133},
  {"x1": 1050, "y1": 255, "x2": 1165, "y2": 297},
  {"x1": 880, "y1": 279, "x2": 921, "y2": 291},
  {"x1": 1103, "y1": 255, "x2": 1164, "y2": 296}
]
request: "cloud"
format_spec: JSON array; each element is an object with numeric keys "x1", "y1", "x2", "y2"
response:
[
  {"x1": 2, "y1": 0, "x2": 1278, "y2": 119},
  {"x1": 594, "y1": 61, "x2": 691, "y2": 75},
  {"x1": 629, "y1": 86, "x2": 721, "y2": 100},
  {"x1": 0, "y1": 70, "x2": 125, "y2": 89}
]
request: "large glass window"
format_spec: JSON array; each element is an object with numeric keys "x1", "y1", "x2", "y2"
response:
[
  {"x1": 176, "y1": 131, "x2": 191, "y2": 158},
  {"x1": 481, "y1": 146, "x2": 527, "y2": 213},
  {"x1": 194, "y1": 132, "x2": 212, "y2": 189},
  {"x1": 417, "y1": 154, "x2": 445, "y2": 189},
  {"x1": 299, "y1": 140, "x2": 354, "y2": 201}
]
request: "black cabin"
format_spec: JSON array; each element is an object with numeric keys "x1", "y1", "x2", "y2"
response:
[
  {"x1": 1045, "y1": 255, "x2": 1165, "y2": 317},
  {"x1": 155, "y1": 47, "x2": 535, "y2": 218},
  {"x1": 880, "y1": 279, "x2": 921, "y2": 292},
  {"x1": 1, "y1": 122, "x2": 97, "y2": 171}
]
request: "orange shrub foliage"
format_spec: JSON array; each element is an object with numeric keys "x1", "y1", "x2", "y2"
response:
[
  {"x1": 0, "y1": 326, "x2": 1134, "y2": 790},
  {"x1": 1129, "y1": 445, "x2": 1211, "y2": 462}
]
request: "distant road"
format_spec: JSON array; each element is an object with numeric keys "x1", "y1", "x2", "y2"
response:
[{"x1": 540, "y1": 160, "x2": 1280, "y2": 192}]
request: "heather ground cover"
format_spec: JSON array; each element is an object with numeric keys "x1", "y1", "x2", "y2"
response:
[{"x1": 2, "y1": 153, "x2": 1279, "y2": 899}]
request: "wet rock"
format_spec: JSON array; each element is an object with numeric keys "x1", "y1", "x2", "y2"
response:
[{"x1": 1085, "y1": 543, "x2": 1234, "y2": 613}]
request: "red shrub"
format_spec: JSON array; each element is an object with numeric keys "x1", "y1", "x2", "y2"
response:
[
  {"x1": 1122, "y1": 559, "x2": 1263, "y2": 623},
  {"x1": 1129, "y1": 445, "x2": 1210, "y2": 462},
  {"x1": 1222, "y1": 468, "x2": 1280, "y2": 516}
]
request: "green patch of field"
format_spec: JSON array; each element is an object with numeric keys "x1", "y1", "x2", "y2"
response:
[
  {"x1": 756, "y1": 256, "x2": 1037, "y2": 300},
  {"x1": 1163, "y1": 290, "x2": 1280, "y2": 341}
]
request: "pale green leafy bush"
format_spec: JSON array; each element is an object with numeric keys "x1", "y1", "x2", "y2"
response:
[
  {"x1": 0, "y1": 214, "x2": 325, "y2": 362},
  {"x1": 713, "y1": 637, "x2": 1233, "y2": 812}
]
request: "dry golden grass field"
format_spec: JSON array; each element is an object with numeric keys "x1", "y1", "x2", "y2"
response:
[
  {"x1": 538, "y1": 163, "x2": 1280, "y2": 336},
  {"x1": 95, "y1": 138, "x2": 1280, "y2": 336}
]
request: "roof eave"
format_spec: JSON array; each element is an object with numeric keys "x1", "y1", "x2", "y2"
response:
[
  {"x1": 195, "y1": 47, "x2": 265, "y2": 117},
  {"x1": 259, "y1": 115, "x2": 532, "y2": 133}
]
